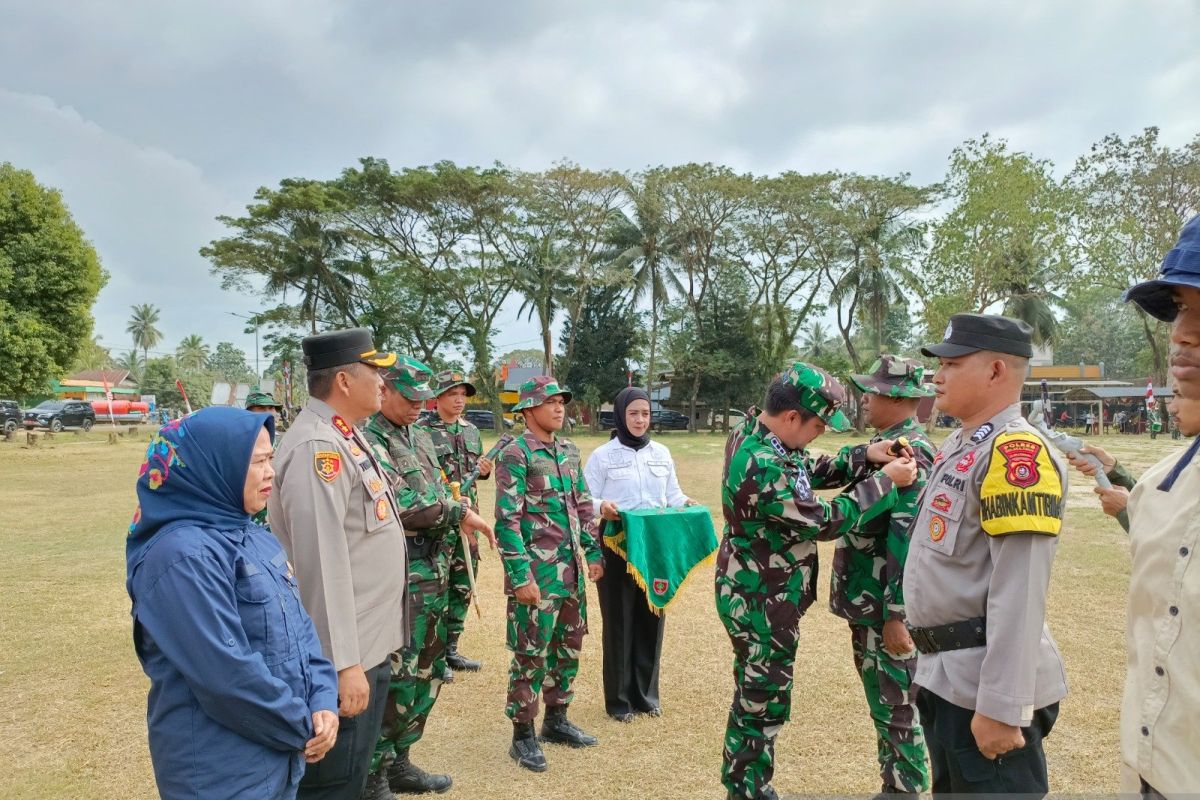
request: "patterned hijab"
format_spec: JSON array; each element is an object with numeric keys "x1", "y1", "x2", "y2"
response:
[{"x1": 125, "y1": 407, "x2": 275, "y2": 580}]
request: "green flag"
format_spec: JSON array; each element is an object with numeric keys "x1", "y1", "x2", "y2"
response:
[{"x1": 603, "y1": 506, "x2": 718, "y2": 615}]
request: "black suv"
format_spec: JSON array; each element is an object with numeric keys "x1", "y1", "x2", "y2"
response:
[
  {"x1": 24, "y1": 400, "x2": 96, "y2": 432},
  {"x1": 464, "y1": 409, "x2": 514, "y2": 430},
  {"x1": 651, "y1": 408, "x2": 690, "y2": 431},
  {"x1": 1, "y1": 400, "x2": 22, "y2": 434}
]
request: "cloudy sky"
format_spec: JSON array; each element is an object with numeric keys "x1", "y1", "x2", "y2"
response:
[{"x1": 2, "y1": 0, "x2": 1197, "y2": 369}]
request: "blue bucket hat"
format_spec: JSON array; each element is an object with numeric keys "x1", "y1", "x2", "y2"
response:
[{"x1": 1124, "y1": 214, "x2": 1200, "y2": 321}]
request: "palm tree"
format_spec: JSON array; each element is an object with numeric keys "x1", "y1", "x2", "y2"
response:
[
  {"x1": 126, "y1": 303, "x2": 162, "y2": 363},
  {"x1": 1001, "y1": 251, "x2": 1063, "y2": 345},
  {"x1": 799, "y1": 320, "x2": 836, "y2": 359},
  {"x1": 830, "y1": 216, "x2": 924, "y2": 364},
  {"x1": 176, "y1": 334, "x2": 211, "y2": 371},
  {"x1": 514, "y1": 234, "x2": 565, "y2": 373},
  {"x1": 117, "y1": 350, "x2": 145, "y2": 383},
  {"x1": 605, "y1": 183, "x2": 683, "y2": 390},
  {"x1": 269, "y1": 216, "x2": 362, "y2": 334}
]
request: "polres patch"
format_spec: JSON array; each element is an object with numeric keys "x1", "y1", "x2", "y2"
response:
[
  {"x1": 315, "y1": 451, "x2": 342, "y2": 482},
  {"x1": 996, "y1": 438, "x2": 1043, "y2": 489}
]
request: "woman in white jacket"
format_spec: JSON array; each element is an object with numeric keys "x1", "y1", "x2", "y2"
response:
[{"x1": 584, "y1": 387, "x2": 692, "y2": 722}]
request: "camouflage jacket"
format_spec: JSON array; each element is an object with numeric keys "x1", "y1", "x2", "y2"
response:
[
  {"x1": 365, "y1": 412, "x2": 464, "y2": 537},
  {"x1": 420, "y1": 415, "x2": 486, "y2": 509},
  {"x1": 829, "y1": 417, "x2": 935, "y2": 627},
  {"x1": 717, "y1": 412, "x2": 898, "y2": 615},
  {"x1": 494, "y1": 430, "x2": 602, "y2": 598}
]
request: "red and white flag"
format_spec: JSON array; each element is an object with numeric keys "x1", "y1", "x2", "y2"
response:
[{"x1": 1145, "y1": 380, "x2": 1156, "y2": 411}]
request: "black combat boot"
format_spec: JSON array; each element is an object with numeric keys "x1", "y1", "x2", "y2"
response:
[
  {"x1": 386, "y1": 748, "x2": 451, "y2": 794},
  {"x1": 441, "y1": 664, "x2": 454, "y2": 684},
  {"x1": 510, "y1": 721, "x2": 548, "y2": 772},
  {"x1": 539, "y1": 705, "x2": 598, "y2": 747},
  {"x1": 870, "y1": 784, "x2": 917, "y2": 799},
  {"x1": 445, "y1": 632, "x2": 481, "y2": 672},
  {"x1": 359, "y1": 771, "x2": 394, "y2": 800}
]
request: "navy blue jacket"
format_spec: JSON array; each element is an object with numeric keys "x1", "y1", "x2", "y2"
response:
[{"x1": 126, "y1": 408, "x2": 338, "y2": 799}]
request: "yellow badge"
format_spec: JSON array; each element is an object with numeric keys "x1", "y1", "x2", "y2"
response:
[
  {"x1": 351, "y1": 444, "x2": 363, "y2": 458},
  {"x1": 314, "y1": 451, "x2": 342, "y2": 482},
  {"x1": 929, "y1": 514, "x2": 948, "y2": 542},
  {"x1": 374, "y1": 496, "x2": 389, "y2": 521},
  {"x1": 979, "y1": 431, "x2": 1063, "y2": 537},
  {"x1": 369, "y1": 477, "x2": 383, "y2": 494}
]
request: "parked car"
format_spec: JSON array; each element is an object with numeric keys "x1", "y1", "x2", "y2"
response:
[
  {"x1": 598, "y1": 410, "x2": 617, "y2": 430},
  {"x1": 464, "y1": 409, "x2": 514, "y2": 430},
  {"x1": 1, "y1": 400, "x2": 23, "y2": 434},
  {"x1": 23, "y1": 400, "x2": 96, "y2": 432},
  {"x1": 651, "y1": 408, "x2": 691, "y2": 431}
]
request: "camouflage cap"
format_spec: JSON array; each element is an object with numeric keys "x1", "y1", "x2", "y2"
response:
[
  {"x1": 245, "y1": 389, "x2": 283, "y2": 409},
  {"x1": 381, "y1": 355, "x2": 436, "y2": 401},
  {"x1": 433, "y1": 369, "x2": 477, "y2": 397},
  {"x1": 779, "y1": 362, "x2": 852, "y2": 432},
  {"x1": 511, "y1": 375, "x2": 572, "y2": 411},
  {"x1": 850, "y1": 355, "x2": 935, "y2": 399}
]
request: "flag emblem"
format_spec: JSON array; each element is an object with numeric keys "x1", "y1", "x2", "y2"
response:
[{"x1": 652, "y1": 578, "x2": 669, "y2": 595}]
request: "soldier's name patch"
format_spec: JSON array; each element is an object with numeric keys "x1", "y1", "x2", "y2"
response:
[
  {"x1": 980, "y1": 432, "x2": 1062, "y2": 536},
  {"x1": 929, "y1": 514, "x2": 948, "y2": 542},
  {"x1": 314, "y1": 451, "x2": 342, "y2": 482}
]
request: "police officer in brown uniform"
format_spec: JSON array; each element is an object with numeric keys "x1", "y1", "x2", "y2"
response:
[
  {"x1": 267, "y1": 329, "x2": 409, "y2": 800},
  {"x1": 905, "y1": 314, "x2": 1069, "y2": 796}
]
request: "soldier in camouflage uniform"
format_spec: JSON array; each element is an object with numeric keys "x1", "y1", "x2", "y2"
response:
[
  {"x1": 421, "y1": 370, "x2": 493, "y2": 677},
  {"x1": 717, "y1": 363, "x2": 919, "y2": 800},
  {"x1": 830, "y1": 356, "x2": 936, "y2": 796},
  {"x1": 245, "y1": 390, "x2": 284, "y2": 528},
  {"x1": 362, "y1": 356, "x2": 494, "y2": 798},
  {"x1": 494, "y1": 376, "x2": 605, "y2": 773}
]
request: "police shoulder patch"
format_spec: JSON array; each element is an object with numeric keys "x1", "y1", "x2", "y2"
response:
[
  {"x1": 979, "y1": 431, "x2": 1062, "y2": 537},
  {"x1": 314, "y1": 451, "x2": 342, "y2": 482}
]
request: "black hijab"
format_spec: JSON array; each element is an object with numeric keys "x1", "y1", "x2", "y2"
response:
[{"x1": 611, "y1": 386, "x2": 652, "y2": 450}]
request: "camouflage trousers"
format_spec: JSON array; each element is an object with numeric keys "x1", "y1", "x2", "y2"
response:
[
  {"x1": 444, "y1": 529, "x2": 480, "y2": 638},
  {"x1": 372, "y1": 552, "x2": 448, "y2": 772},
  {"x1": 849, "y1": 624, "x2": 930, "y2": 793},
  {"x1": 716, "y1": 583, "x2": 803, "y2": 800},
  {"x1": 504, "y1": 591, "x2": 588, "y2": 723}
]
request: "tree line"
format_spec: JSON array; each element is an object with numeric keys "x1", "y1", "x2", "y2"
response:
[{"x1": 198, "y1": 127, "x2": 1199, "y2": 429}]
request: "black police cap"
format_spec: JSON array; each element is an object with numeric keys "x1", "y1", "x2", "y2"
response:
[
  {"x1": 920, "y1": 313, "x2": 1034, "y2": 359},
  {"x1": 302, "y1": 328, "x2": 397, "y2": 371}
]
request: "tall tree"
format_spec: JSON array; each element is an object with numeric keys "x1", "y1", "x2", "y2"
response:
[
  {"x1": 799, "y1": 319, "x2": 837, "y2": 360},
  {"x1": 1066, "y1": 127, "x2": 1200, "y2": 381},
  {"x1": 209, "y1": 341, "x2": 253, "y2": 383},
  {"x1": 117, "y1": 350, "x2": 145, "y2": 383},
  {"x1": 336, "y1": 158, "x2": 521, "y2": 428},
  {"x1": 605, "y1": 174, "x2": 684, "y2": 390},
  {"x1": 71, "y1": 336, "x2": 114, "y2": 373},
  {"x1": 925, "y1": 135, "x2": 1073, "y2": 340},
  {"x1": 175, "y1": 334, "x2": 211, "y2": 371},
  {"x1": 521, "y1": 164, "x2": 628, "y2": 379},
  {"x1": 0, "y1": 163, "x2": 106, "y2": 397},
  {"x1": 733, "y1": 172, "x2": 833, "y2": 370},
  {"x1": 126, "y1": 303, "x2": 163, "y2": 363},
  {"x1": 557, "y1": 284, "x2": 641, "y2": 432},
  {"x1": 816, "y1": 173, "x2": 930, "y2": 372},
  {"x1": 655, "y1": 163, "x2": 754, "y2": 428},
  {"x1": 203, "y1": 179, "x2": 362, "y2": 334}
]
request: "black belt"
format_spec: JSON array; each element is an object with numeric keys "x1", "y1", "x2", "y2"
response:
[{"x1": 908, "y1": 617, "x2": 986, "y2": 654}]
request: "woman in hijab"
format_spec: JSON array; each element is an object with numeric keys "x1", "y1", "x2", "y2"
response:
[
  {"x1": 125, "y1": 407, "x2": 339, "y2": 800},
  {"x1": 584, "y1": 387, "x2": 693, "y2": 722}
]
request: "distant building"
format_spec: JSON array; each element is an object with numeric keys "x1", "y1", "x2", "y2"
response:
[{"x1": 53, "y1": 369, "x2": 139, "y2": 401}]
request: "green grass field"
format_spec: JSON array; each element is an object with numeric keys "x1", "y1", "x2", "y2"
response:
[{"x1": 0, "y1": 426, "x2": 1186, "y2": 798}]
